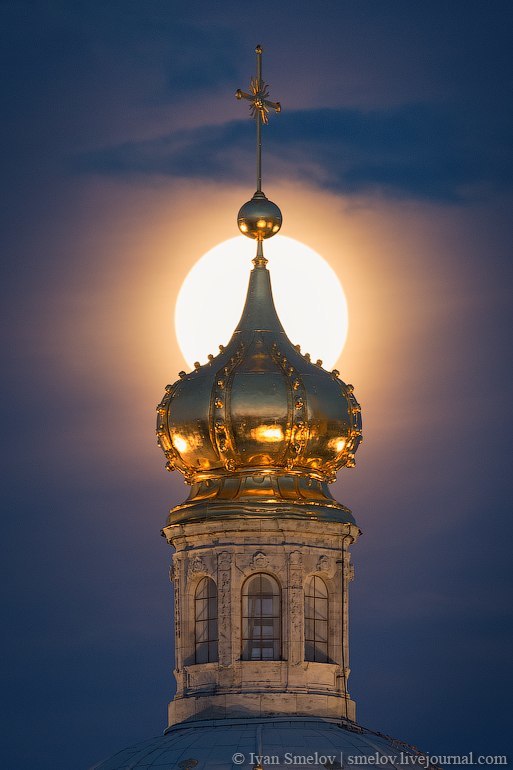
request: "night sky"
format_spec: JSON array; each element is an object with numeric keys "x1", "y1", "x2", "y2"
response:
[{"x1": 2, "y1": 2, "x2": 513, "y2": 768}]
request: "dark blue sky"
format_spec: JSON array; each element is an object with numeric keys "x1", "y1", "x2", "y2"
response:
[{"x1": 1, "y1": 2, "x2": 513, "y2": 768}]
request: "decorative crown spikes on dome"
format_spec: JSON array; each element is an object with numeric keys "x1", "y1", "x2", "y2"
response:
[{"x1": 156, "y1": 45, "x2": 362, "y2": 525}]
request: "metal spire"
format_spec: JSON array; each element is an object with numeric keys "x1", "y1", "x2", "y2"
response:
[{"x1": 236, "y1": 44, "x2": 281, "y2": 193}]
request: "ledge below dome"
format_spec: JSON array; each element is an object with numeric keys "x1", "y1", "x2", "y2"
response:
[
  {"x1": 168, "y1": 689, "x2": 357, "y2": 726},
  {"x1": 164, "y1": 471, "x2": 356, "y2": 526}
]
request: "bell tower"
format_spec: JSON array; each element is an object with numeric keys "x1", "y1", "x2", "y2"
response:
[{"x1": 156, "y1": 45, "x2": 362, "y2": 728}]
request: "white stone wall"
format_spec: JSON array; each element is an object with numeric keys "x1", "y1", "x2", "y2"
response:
[{"x1": 163, "y1": 517, "x2": 360, "y2": 725}]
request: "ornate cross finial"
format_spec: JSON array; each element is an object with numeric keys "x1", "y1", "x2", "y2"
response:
[
  {"x1": 236, "y1": 44, "x2": 281, "y2": 193},
  {"x1": 235, "y1": 45, "x2": 283, "y2": 265}
]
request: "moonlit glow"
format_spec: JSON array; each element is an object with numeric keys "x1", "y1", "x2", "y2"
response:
[
  {"x1": 253, "y1": 425, "x2": 284, "y2": 442},
  {"x1": 175, "y1": 235, "x2": 349, "y2": 371},
  {"x1": 172, "y1": 434, "x2": 188, "y2": 453}
]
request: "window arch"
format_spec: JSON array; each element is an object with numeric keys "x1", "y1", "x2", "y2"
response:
[
  {"x1": 194, "y1": 577, "x2": 218, "y2": 664},
  {"x1": 242, "y1": 573, "x2": 281, "y2": 661},
  {"x1": 304, "y1": 575, "x2": 328, "y2": 663}
]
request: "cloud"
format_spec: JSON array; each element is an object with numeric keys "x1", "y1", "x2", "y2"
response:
[
  {"x1": 74, "y1": 103, "x2": 513, "y2": 202},
  {"x1": 0, "y1": 3, "x2": 242, "y2": 108}
]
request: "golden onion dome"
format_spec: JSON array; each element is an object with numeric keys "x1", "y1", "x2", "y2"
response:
[
  {"x1": 157, "y1": 47, "x2": 361, "y2": 525},
  {"x1": 156, "y1": 249, "x2": 362, "y2": 524}
]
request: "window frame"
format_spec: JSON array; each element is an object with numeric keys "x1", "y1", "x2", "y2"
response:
[
  {"x1": 304, "y1": 574, "x2": 329, "y2": 663},
  {"x1": 241, "y1": 573, "x2": 281, "y2": 662},
  {"x1": 194, "y1": 576, "x2": 218, "y2": 664}
]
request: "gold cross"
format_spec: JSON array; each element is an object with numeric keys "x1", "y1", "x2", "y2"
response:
[
  {"x1": 236, "y1": 45, "x2": 281, "y2": 192},
  {"x1": 236, "y1": 45, "x2": 281, "y2": 125}
]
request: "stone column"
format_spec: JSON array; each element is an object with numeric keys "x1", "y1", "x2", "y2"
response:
[
  {"x1": 288, "y1": 550, "x2": 303, "y2": 666},
  {"x1": 217, "y1": 551, "x2": 233, "y2": 677},
  {"x1": 170, "y1": 554, "x2": 186, "y2": 697}
]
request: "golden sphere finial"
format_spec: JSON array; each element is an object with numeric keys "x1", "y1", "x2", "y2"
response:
[{"x1": 237, "y1": 191, "x2": 282, "y2": 240}]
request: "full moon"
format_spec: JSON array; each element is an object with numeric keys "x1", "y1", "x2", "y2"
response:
[{"x1": 175, "y1": 235, "x2": 348, "y2": 371}]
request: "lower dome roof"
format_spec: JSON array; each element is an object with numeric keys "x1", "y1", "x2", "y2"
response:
[{"x1": 92, "y1": 717, "x2": 431, "y2": 770}]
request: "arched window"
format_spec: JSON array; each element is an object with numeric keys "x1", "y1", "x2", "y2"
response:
[
  {"x1": 304, "y1": 575, "x2": 328, "y2": 663},
  {"x1": 242, "y1": 573, "x2": 281, "y2": 661},
  {"x1": 194, "y1": 577, "x2": 218, "y2": 664}
]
